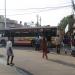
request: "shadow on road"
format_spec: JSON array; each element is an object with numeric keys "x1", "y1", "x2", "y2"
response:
[
  {"x1": 13, "y1": 46, "x2": 34, "y2": 51},
  {"x1": 48, "y1": 59, "x2": 75, "y2": 68},
  {"x1": 15, "y1": 66, "x2": 33, "y2": 75},
  {"x1": 0, "y1": 55, "x2": 4, "y2": 58}
]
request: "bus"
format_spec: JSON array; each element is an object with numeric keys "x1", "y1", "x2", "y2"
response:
[{"x1": 0, "y1": 27, "x2": 58, "y2": 47}]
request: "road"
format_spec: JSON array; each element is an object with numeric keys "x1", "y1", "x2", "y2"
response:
[{"x1": 0, "y1": 47, "x2": 75, "y2": 75}]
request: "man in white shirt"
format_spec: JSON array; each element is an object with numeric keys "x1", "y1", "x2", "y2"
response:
[{"x1": 6, "y1": 38, "x2": 14, "y2": 65}]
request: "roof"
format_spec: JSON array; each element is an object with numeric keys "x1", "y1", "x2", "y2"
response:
[{"x1": 0, "y1": 26, "x2": 57, "y2": 33}]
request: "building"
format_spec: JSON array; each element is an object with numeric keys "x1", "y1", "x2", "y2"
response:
[{"x1": 0, "y1": 15, "x2": 23, "y2": 29}]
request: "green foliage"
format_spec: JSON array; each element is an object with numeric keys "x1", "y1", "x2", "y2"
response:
[{"x1": 58, "y1": 15, "x2": 74, "y2": 30}]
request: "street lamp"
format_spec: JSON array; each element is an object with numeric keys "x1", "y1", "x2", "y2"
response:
[{"x1": 5, "y1": 0, "x2": 6, "y2": 29}]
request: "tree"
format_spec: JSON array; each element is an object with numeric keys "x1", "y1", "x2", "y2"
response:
[{"x1": 58, "y1": 15, "x2": 74, "y2": 31}]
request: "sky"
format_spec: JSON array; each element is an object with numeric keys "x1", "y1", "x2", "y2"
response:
[{"x1": 0, "y1": 0, "x2": 74, "y2": 26}]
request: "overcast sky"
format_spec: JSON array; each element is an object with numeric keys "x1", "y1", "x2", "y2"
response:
[{"x1": 0, "y1": 0, "x2": 74, "y2": 26}]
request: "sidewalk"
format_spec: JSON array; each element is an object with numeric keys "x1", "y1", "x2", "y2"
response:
[
  {"x1": 0, "y1": 47, "x2": 75, "y2": 75},
  {"x1": 0, "y1": 58, "x2": 19, "y2": 75}
]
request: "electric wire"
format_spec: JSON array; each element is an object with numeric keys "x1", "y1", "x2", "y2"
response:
[{"x1": 6, "y1": 5, "x2": 72, "y2": 16}]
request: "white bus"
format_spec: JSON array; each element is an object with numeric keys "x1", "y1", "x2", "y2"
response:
[{"x1": 0, "y1": 27, "x2": 58, "y2": 47}]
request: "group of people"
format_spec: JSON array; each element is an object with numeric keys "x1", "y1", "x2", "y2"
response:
[
  {"x1": 6, "y1": 34, "x2": 63, "y2": 66},
  {"x1": 5, "y1": 36, "x2": 48, "y2": 66},
  {"x1": 34, "y1": 34, "x2": 61, "y2": 59},
  {"x1": 34, "y1": 35, "x2": 48, "y2": 59}
]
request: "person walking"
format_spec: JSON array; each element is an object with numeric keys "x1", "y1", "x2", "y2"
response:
[
  {"x1": 6, "y1": 38, "x2": 14, "y2": 65},
  {"x1": 41, "y1": 35, "x2": 48, "y2": 60},
  {"x1": 35, "y1": 36, "x2": 40, "y2": 51},
  {"x1": 55, "y1": 35, "x2": 60, "y2": 54}
]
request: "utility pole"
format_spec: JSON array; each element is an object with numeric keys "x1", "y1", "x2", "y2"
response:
[
  {"x1": 36, "y1": 14, "x2": 41, "y2": 27},
  {"x1": 71, "y1": 0, "x2": 75, "y2": 35},
  {"x1": 5, "y1": 0, "x2": 6, "y2": 29},
  {"x1": 71, "y1": 0, "x2": 75, "y2": 56},
  {"x1": 40, "y1": 16, "x2": 41, "y2": 27},
  {"x1": 70, "y1": 0, "x2": 75, "y2": 36},
  {"x1": 71, "y1": 0, "x2": 75, "y2": 11},
  {"x1": 36, "y1": 14, "x2": 39, "y2": 27}
]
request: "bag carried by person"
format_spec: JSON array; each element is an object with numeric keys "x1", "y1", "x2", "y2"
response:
[{"x1": 8, "y1": 47, "x2": 13, "y2": 54}]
